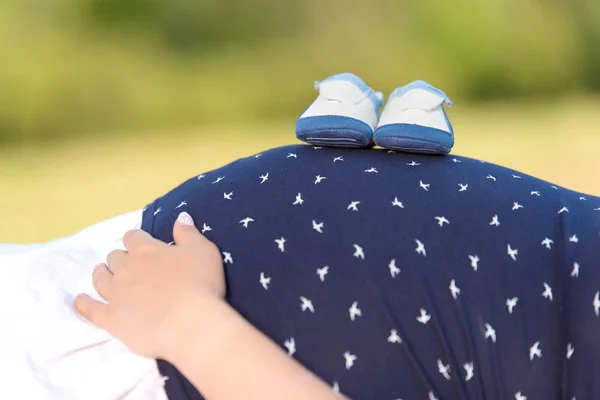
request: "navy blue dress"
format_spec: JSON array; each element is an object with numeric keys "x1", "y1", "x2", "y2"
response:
[{"x1": 141, "y1": 144, "x2": 600, "y2": 400}]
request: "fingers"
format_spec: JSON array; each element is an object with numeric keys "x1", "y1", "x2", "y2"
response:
[
  {"x1": 122, "y1": 229, "x2": 153, "y2": 251},
  {"x1": 74, "y1": 294, "x2": 110, "y2": 330},
  {"x1": 106, "y1": 249, "x2": 127, "y2": 273},
  {"x1": 92, "y1": 263, "x2": 113, "y2": 301},
  {"x1": 173, "y1": 212, "x2": 209, "y2": 246}
]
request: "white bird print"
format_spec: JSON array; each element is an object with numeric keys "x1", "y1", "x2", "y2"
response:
[
  {"x1": 486, "y1": 174, "x2": 496, "y2": 181},
  {"x1": 529, "y1": 341, "x2": 542, "y2": 360},
  {"x1": 463, "y1": 362, "x2": 474, "y2": 381},
  {"x1": 567, "y1": 343, "x2": 574, "y2": 359},
  {"x1": 558, "y1": 206, "x2": 569, "y2": 214},
  {"x1": 531, "y1": 191, "x2": 541, "y2": 196},
  {"x1": 387, "y1": 329, "x2": 402, "y2": 344},
  {"x1": 551, "y1": 185, "x2": 558, "y2": 190},
  {"x1": 452, "y1": 158, "x2": 461, "y2": 163},
  {"x1": 293, "y1": 193, "x2": 304, "y2": 205},
  {"x1": 387, "y1": 149, "x2": 395, "y2": 153},
  {"x1": 347, "y1": 201, "x2": 360, "y2": 211},
  {"x1": 316, "y1": 266, "x2": 329, "y2": 282},
  {"x1": 239, "y1": 217, "x2": 254, "y2": 228},
  {"x1": 417, "y1": 308, "x2": 431, "y2": 324},
  {"x1": 484, "y1": 323, "x2": 496, "y2": 343},
  {"x1": 420, "y1": 180, "x2": 430, "y2": 191},
  {"x1": 314, "y1": 175, "x2": 326, "y2": 184},
  {"x1": 593, "y1": 291, "x2": 600, "y2": 316},
  {"x1": 489, "y1": 215, "x2": 500, "y2": 226},
  {"x1": 175, "y1": 201, "x2": 187, "y2": 209},
  {"x1": 223, "y1": 191, "x2": 233, "y2": 200},
  {"x1": 506, "y1": 297, "x2": 518, "y2": 314},
  {"x1": 254, "y1": 153, "x2": 263, "y2": 158},
  {"x1": 415, "y1": 239, "x2": 426, "y2": 256},
  {"x1": 312, "y1": 220, "x2": 324, "y2": 233},
  {"x1": 542, "y1": 283, "x2": 553, "y2": 301},
  {"x1": 259, "y1": 272, "x2": 271, "y2": 290},
  {"x1": 349, "y1": 302, "x2": 362, "y2": 321},
  {"x1": 437, "y1": 359, "x2": 451, "y2": 380},
  {"x1": 167, "y1": 241, "x2": 174, "y2": 246},
  {"x1": 284, "y1": 338, "x2": 296, "y2": 356},
  {"x1": 153, "y1": 207, "x2": 162, "y2": 216},
  {"x1": 365, "y1": 167, "x2": 378, "y2": 173},
  {"x1": 332, "y1": 382, "x2": 340, "y2": 393},
  {"x1": 389, "y1": 259, "x2": 400, "y2": 278},
  {"x1": 343, "y1": 351, "x2": 357, "y2": 370},
  {"x1": 541, "y1": 238, "x2": 554, "y2": 249},
  {"x1": 196, "y1": 174, "x2": 205, "y2": 180},
  {"x1": 201, "y1": 223, "x2": 212, "y2": 233},
  {"x1": 569, "y1": 234, "x2": 579, "y2": 243},
  {"x1": 469, "y1": 255, "x2": 480, "y2": 271},
  {"x1": 275, "y1": 237, "x2": 286, "y2": 252},
  {"x1": 391, "y1": 197, "x2": 404, "y2": 208},
  {"x1": 571, "y1": 262, "x2": 580, "y2": 278},
  {"x1": 407, "y1": 161, "x2": 421, "y2": 166},
  {"x1": 595, "y1": 207, "x2": 600, "y2": 211},
  {"x1": 259, "y1": 173, "x2": 269, "y2": 184},
  {"x1": 449, "y1": 279, "x2": 461, "y2": 299},
  {"x1": 515, "y1": 392, "x2": 527, "y2": 400},
  {"x1": 161, "y1": 375, "x2": 169, "y2": 386},
  {"x1": 313, "y1": 146, "x2": 322, "y2": 149},
  {"x1": 429, "y1": 392, "x2": 439, "y2": 400},
  {"x1": 580, "y1": 196, "x2": 587, "y2": 201},
  {"x1": 507, "y1": 244, "x2": 518, "y2": 261},
  {"x1": 512, "y1": 202, "x2": 524, "y2": 210},
  {"x1": 353, "y1": 244, "x2": 365, "y2": 260},
  {"x1": 435, "y1": 216, "x2": 450, "y2": 227},
  {"x1": 458, "y1": 183, "x2": 468, "y2": 192},
  {"x1": 512, "y1": 174, "x2": 522, "y2": 179},
  {"x1": 212, "y1": 176, "x2": 225, "y2": 184},
  {"x1": 300, "y1": 296, "x2": 314, "y2": 313},
  {"x1": 287, "y1": 153, "x2": 297, "y2": 158},
  {"x1": 333, "y1": 156, "x2": 344, "y2": 162},
  {"x1": 222, "y1": 252, "x2": 233, "y2": 264}
]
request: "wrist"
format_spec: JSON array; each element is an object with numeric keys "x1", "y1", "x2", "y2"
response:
[{"x1": 161, "y1": 294, "x2": 243, "y2": 368}]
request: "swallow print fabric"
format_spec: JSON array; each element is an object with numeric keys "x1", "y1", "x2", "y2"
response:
[{"x1": 141, "y1": 144, "x2": 600, "y2": 400}]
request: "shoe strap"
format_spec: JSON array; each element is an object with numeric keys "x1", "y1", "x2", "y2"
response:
[{"x1": 390, "y1": 80, "x2": 452, "y2": 111}]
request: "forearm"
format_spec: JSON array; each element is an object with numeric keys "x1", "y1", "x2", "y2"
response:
[{"x1": 166, "y1": 299, "x2": 347, "y2": 400}]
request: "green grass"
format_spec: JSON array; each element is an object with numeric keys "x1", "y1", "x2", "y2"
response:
[{"x1": 2, "y1": 99, "x2": 600, "y2": 243}]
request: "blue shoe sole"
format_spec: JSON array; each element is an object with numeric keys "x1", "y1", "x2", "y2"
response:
[
  {"x1": 373, "y1": 123, "x2": 454, "y2": 155},
  {"x1": 296, "y1": 116, "x2": 373, "y2": 148}
]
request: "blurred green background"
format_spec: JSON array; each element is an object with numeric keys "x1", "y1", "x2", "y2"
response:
[{"x1": 1, "y1": 0, "x2": 600, "y2": 242}]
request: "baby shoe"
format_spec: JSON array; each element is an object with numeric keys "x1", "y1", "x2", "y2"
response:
[
  {"x1": 373, "y1": 80, "x2": 453, "y2": 154},
  {"x1": 296, "y1": 73, "x2": 383, "y2": 148}
]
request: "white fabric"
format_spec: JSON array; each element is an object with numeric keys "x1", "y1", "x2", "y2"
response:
[
  {"x1": 0, "y1": 210, "x2": 169, "y2": 400},
  {"x1": 377, "y1": 88, "x2": 450, "y2": 132},
  {"x1": 300, "y1": 80, "x2": 380, "y2": 131}
]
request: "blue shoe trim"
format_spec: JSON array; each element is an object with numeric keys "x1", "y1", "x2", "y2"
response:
[
  {"x1": 374, "y1": 123, "x2": 454, "y2": 154},
  {"x1": 315, "y1": 73, "x2": 383, "y2": 118},
  {"x1": 296, "y1": 115, "x2": 373, "y2": 147},
  {"x1": 319, "y1": 73, "x2": 370, "y2": 93},
  {"x1": 390, "y1": 80, "x2": 452, "y2": 106}
]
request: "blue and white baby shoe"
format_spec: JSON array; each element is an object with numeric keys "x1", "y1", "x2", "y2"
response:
[
  {"x1": 374, "y1": 80, "x2": 454, "y2": 154},
  {"x1": 295, "y1": 73, "x2": 383, "y2": 148}
]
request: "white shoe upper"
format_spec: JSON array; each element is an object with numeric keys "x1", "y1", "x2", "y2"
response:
[
  {"x1": 299, "y1": 73, "x2": 383, "y2": 132},
  {"x1": 377, "y1": 81, "x2": 453, "y2": 133}
]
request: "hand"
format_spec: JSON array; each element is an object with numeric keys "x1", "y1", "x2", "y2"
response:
[{"x1": 74, "y1": 211, "x2": 226, "y2": 360}]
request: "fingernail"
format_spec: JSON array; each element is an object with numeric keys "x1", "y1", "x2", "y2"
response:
[
  {"x1": 94, "y1": 263, "x2": 104, "y2": 272},
  {"x1": 177, "y1": 211, "x2": 194, "y2": 226}
]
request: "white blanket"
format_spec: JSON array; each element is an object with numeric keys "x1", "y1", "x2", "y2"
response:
[{"x1": 0, "y1": 210, "x2": 169, "y2": 400}]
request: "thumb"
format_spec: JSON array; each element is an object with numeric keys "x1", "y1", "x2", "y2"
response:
[{"x1": 173, "y1": 211, "x2": 206, "y2": 246}]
